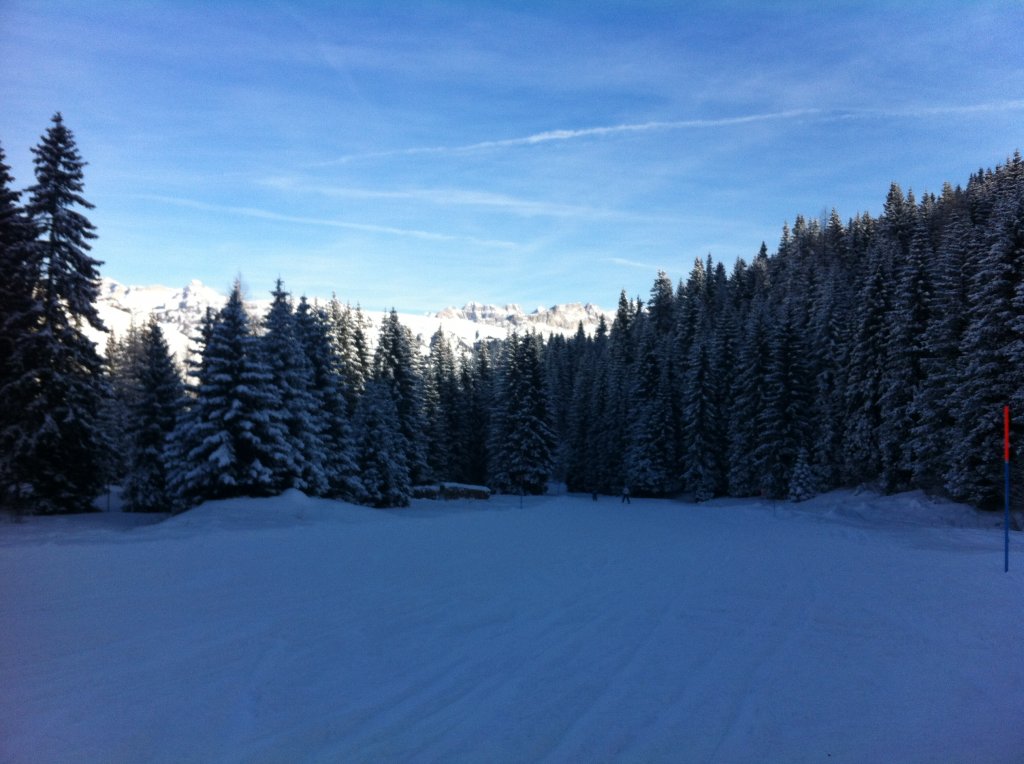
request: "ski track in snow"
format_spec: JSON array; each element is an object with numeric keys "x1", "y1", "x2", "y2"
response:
[{"x1": 1, "y1": 489, "x2": 1022, "y2": 763}]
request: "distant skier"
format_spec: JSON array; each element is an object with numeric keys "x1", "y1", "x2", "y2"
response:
[{"x1": 621, "y1": 485, "x2": 631, "y2": 504}]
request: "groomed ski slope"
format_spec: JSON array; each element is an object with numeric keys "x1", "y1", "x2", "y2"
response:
[{"x1": 2, "y1": 490, "x2": 1021, "y2": 762}]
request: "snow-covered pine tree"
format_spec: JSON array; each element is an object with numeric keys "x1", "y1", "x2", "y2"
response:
[
  {"x1": 353, "y1": 378, "x2": 410, "y2": 507},
  {"x1": 492, "y1": 332, "x2": 555, "y2": 495},
  {"x1": 727, "y1": 293, "x2": 771, "y2": 496},
  {"x1": 843, "y1": 189, "x2": 917, "y2": 488},
  {"x1": 625, "y1": 318, "x2": 677, "y2": 496},
  {"x1": 459, "y1": 342, "x2": 494, "y2": 486},
  {"x1": 295, "y1": 296, "x2": 361, "y2": 500},
  {"x1": 564, "y1": 326, "x2": 604, "y2": 493},
  {"x1": 709, "y1": 260, "x2": 739, "y2": 493},
  {"x1": 0, "y1": 140, "x2": 38, "y2": 322},
  {"x1": 622, "y1": 272, "x2": 682, "y2": 496},
  {"x1": 10, "y1": 114, "x2": 108, "y2": 513},
  {"x1": 755, "y1": 301, "x2": 813, "y2": 499},
  {"x1": 168, "y1": 282, "x2": 290, "y2": 508},
  {"x1": 123, "y1": 319, "x2": 183, "y2": 512},
  {"x1": 877, "y1": 220, "x2": 933, "y2": 492},
  {"x1": 544, "y1": 330, "x2": 576, "y2": 483},
  {"x1": 327, "y1": 297, "x2": 366, "y2": 416},
  {"x1": 451, "y1": 353, "x2": 478, "y2": 485},
  {"x1": 673, "y1": 259, "x2": 710, "y2": 464},
  {"x1": 0, "y1": 143, "x2": 41, "y2": 512},
  {"x1": 841, "y1": 239, "x2": 893, "y2": 486},
  {"x1": 580, "y1": 317, "x2": 611, "y2": 493},
  {"x1": 808, "y1": 216, "x2": 852, "y2": 493},
  {"x1": 879, "y1": 183, "x2": 917, "y2": 260},
  {"x1": 676, "y1": 259, "x2": 706, "y2": 342},
  {"x1": 679, "y1": 282, "x2": 721, "y2": 501},
  {"x1": 486, "y1": 340, "x2": 512, "y2": 491},
  {"x1": 374, "y1": 309, "x2": 428, "y2": 484},
  {"x1": 424, "y1": 327, "x2": 461, "y2": 481},
  {"x1": 908, "y1": 206, "x2": 972, "y2": 489},
  {"x1": 647, "y1": 270, "x2": 676, "y2": 337},
  {"x1": 350, "y1": 306, "x2": 372, "y2": 393},
  {"x1": 164, "y1": 308, "x2": 213, "y2": 509},
  {"x1": 262, "y1": 280, "x2": 327, "y2": 496},
  {"x1": 100, "y1": 324, "x2": 144, "y2": 486},
  {"x1": 0, "y1": 141, "x2": 39, "y2": 364},
  {"x1": 597, "y1": 291, "x2": 636, "y2": 493}
]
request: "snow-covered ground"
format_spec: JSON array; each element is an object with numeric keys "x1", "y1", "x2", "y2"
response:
[{"x1": 2, "y1": 489, "x2": 1021, "y2": 762}]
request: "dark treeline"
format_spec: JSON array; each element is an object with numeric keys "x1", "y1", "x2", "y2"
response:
[
  {"x1": 3, "y1": 113, "x2": 1023, "y2": 514},
  {"x1": 550, "y1": 153, "x2": 1024, "y2": 508}
]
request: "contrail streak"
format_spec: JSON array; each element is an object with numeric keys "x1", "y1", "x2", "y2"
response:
[{"x1": 322, "y1": 100, "x2": 1024, "y2": 165}]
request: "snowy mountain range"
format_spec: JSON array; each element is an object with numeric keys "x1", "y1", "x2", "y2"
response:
[
  {"x1": 89, "y1": 278, "x2": 612, "y2": 364},
  {"x1": 435, "y1": 301, "x2": 610, "y2": 332}
]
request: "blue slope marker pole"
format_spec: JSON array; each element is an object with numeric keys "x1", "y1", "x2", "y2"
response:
[{"x1": 1005, "y1": 405, "x2": 1010, "y2": 573}]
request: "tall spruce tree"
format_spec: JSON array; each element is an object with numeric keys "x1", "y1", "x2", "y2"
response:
[
  {"x1": 908, "y1": 208, "x2": 972, "y2": 489},
  {"x1": 878, "y1": 220, "x2": 933, "y2": 491},
  {"x1": 565, "y1": 328, "x2": 604, "y2": 493},
  {"x1": 598, "y1": 291, "x2": 636, "y2": 493},
  {"x1": 262, "y1": 280, "x2": 327, "y2": 495},
  {"x1": 679, "y1": 283, "x2": 721, "y2": 500},
  {"x1": 727, "y1": 266, "x2": 772, "y2": 496},
  {"x1": 544, "y1": 331, "x2": 577, "y2": 482},
  {"x1": 625, "y1": 318, "x2": 677, "y2": 495},
  {"x1": 492, "y1": 333, "x2": 555, "y2": 495},
  {"x1": 295, "y1": 297, "x2": 360, "y2": 500},
  {"x1": 327, "y1": 297, "x2": 367, "y2": 415},
  {"x1": 710, "y1": 261, "x2": 740, "y2": 492},
  {"x1": 755, "y1": 301, "x2": 813, "y2": 499},
  {"x1": 842, "y1": 240, "x2": 893, "y2": 485},
  {"x1": 6, "y1": 114, "x2": 108, "y2": 513},
  {"x1": 374, "y1": 309, "x2": 428, "y2": 484},
  {"x1": 808, "y1": 241, "x2": 850, "y2": 493},
  {"x1": 353, "y1": 378, "x2": 411, "y2": 507},
  {"x1": 424, "y1": 328, "x2": 461, "y2": 481},
  {"x1": 459, "y1": 343, "x2": 494, "y2": 486}
]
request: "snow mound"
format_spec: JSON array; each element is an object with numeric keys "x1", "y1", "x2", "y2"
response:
[
  {"x1": 774, "y1": 488, "x2": 994, "y2": 529},
  {"x1": 160, "y1": 489, "x2": 379, "y2": 533}
]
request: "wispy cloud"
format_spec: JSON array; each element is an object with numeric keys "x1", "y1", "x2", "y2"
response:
[
  {"x1": 260, "y1": 178, "x2": 659, "y2": 222},
  {"x1": 605, "y1": 257, "x2": 662, "y2": 271},
  {"x1": 323, "y1": 100, "x2": 1024, "y2": 165},
  {"x1": 321, "y1": 108, "x2": 822, "y2": 164},
  {"x1": 855, "y1": 99, "x2": 1024, "y2": 119},
  {"x1": 138, "y1": 194, "x2": 519, "y2": 249}
]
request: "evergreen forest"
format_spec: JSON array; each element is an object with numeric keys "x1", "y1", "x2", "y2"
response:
[{"x1": 2, "y1": 114, "x2": 1023, "y2": 514}]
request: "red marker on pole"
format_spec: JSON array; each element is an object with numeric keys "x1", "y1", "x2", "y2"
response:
[
  {"x1": 1005, "y1": 405, "x2": 1010, "y2": 463},
  {"x1": 1005, "y1": 406, "x2": 1011, "y2": 573}
]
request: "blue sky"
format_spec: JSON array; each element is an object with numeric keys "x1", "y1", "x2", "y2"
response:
[{"x1": 2, "y1": 1, "x2": 1022, "y2": 313}]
